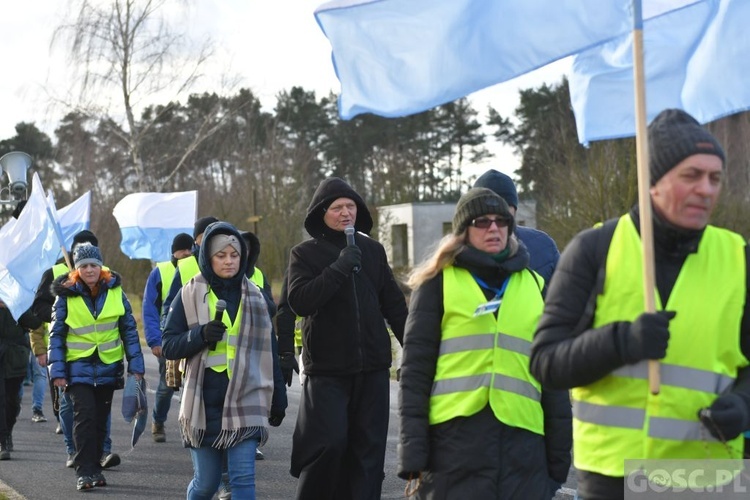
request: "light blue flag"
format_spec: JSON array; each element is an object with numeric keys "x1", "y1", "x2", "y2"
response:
[
  {"x1": 47, "y1": 191, "x2": 91, "y2": 258},
  {"x1": 112, "y1": 191, "x2": 197, "y2": 262},
  {"x1": 315, "y1": 0, "x2": 694, "y2": 120},
  {"x1": 0, "y1": 174, "x2": 61, "y2": 320},
  {"x1": 571, "y1": 0, "x2": 749, "y2": 143}
]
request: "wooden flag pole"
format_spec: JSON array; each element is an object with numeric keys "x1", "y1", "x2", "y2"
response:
[{"x1": 632, "y1": 0, "x2": 660, "y2": 395}]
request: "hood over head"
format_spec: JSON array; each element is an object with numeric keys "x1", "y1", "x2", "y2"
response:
[{"x1": 303, "y1": 177, "x2": 373, "y2": 238}]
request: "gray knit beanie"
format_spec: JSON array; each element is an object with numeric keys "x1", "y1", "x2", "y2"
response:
[
  {"x1": 73, "y1": 242, "x2": 103, "y2": 269},
  {"x1": 453, "y1": 188, "x2": 513, "y2": 235},
  {"x1": 648, "y1": 109, "x2": 725, "y2": 185}
]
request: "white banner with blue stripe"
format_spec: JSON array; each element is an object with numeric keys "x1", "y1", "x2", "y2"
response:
[{"x1": 112, "y1": 191, "x2": 197, "y2": 262}]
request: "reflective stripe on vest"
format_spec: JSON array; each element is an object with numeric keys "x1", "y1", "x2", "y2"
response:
[
  {"x1": 204, "y1": 291, "x2": 241, "y2": 379},
  {"x1": 178, "y1": 256, "x2": 200, "y2": 286},
  {"x1": 156, "y1": 261, "x2": 176, "y2": 303},
  {"x1": 65, "y1": 287, "x2": 126, "y2": 363},
  {"x1": 572, "y1": 215, "x2": 747, "y2": 477},
  {"x1": 430, "y1": 266, "x2": 545, "y2": 435}
]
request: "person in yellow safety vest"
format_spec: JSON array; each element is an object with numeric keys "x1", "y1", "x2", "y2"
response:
[
  {"x1": 530, "y1": 109, "x2": 750, "y2": 500},
  {"x1": 31, "y1": 229, "x2": 121, "y2": 470},
  {"x1": 162, "y1": 222, "x2": 283, "y2": 499},
  {"x1": 48, "y1": 243, "x2": 145, "y2": 492},
  {"x1": 160, "y1": 216, "x2": 218, "y2": 326},
  {"x1": 398, "y1": 188, "x2": 572, "y2": 499},
  {"x1": 142, "y1": 232, "x2": 194, "y2": 444}
]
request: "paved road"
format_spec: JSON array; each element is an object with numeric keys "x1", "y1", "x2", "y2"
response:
[{"x1": 2, "y1": 353, "x2": 577, "y2": 499}]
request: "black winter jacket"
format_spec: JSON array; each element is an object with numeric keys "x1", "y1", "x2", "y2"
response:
[
  {"x1": 530, "y1": 207, "x2": 750, "y2": 499},
  {"x1": 398, "y1": 242, "x2": 572, "y2": 498},
  {"x1": 287, "y1": 177, "x2": 407, "y2": 375}
]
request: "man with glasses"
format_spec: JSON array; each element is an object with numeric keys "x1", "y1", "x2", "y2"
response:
[{"x1": 286, "y1": 177, "x2": 408, "y2": 500}]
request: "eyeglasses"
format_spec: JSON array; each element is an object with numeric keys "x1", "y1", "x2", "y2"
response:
[{"x1": 470, "y1": 216, "x2": 510, "y2": 229}]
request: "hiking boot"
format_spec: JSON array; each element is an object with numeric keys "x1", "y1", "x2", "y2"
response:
[
  {"x1": 32, "y1": 409, "x2": 47, "y2": 423},
  {"x1": 91, "y1": 472, "x2": 107, "y2": 487},
  {"x1": 100, "y1": 452, "x2": 120, "y2": 469},
  {"x1": 255, "y1": 449, "x2": 264, "y2": 460},
  {"x1": 66, "y1": 453, "x2": 75, "y2": 468},
  {"x1": 76, "y1": 476, "x2": 94, "y2": 491},
  {"x1": 152, "y1": 422, "x2": 166, "y2": 443}
]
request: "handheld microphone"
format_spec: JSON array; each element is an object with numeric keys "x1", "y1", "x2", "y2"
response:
[
  {"x1": 209, "y1": 299, "x2": 227, "y2": 351},
  {"x1": 345, "y1": 226, "x2": 356, "y2": 247},
  {"x1": 344, "y1": 226, "x2": 361, "y2": 273}
]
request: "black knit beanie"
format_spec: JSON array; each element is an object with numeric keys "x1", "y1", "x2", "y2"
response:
[
  {"x1": 171, "y1": 232, "x2": 194, "y2": 254},
  {"x1": 72, "y1": 230, "x2": 99, "y2": 249},
  {"x1": 648, "y1": 109, "x2": 725, "y2": 185},
  {"x1": 473, "y1": 169, "x2": 519, "y2": 209},
  {"x1": 193, "y1": 216, "x2": 219, "y2": 238},
  {"x1": 453, "y1": 188, "x2": 512, "y2": 235}
]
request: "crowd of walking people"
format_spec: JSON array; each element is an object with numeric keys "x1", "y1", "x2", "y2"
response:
[{"x1": 0, "y1": 108, "x2": 749, "y2": 500}]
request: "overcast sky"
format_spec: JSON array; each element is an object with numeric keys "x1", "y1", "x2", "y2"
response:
[{"x1": 0, "y1": 1, "x2": 569, "y2": 178}]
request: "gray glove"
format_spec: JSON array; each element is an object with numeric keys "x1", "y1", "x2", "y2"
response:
[
  {"x1": 330, "y1": 246, "x2": 362, "y2": 276},
  {"x1": 624, "y1": 310, "x2": 675, "y2": 363}
]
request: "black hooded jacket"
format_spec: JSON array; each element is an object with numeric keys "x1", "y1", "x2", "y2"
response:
[{"x1": 287, "y1": 178, "x2": 408, "y2": 375}]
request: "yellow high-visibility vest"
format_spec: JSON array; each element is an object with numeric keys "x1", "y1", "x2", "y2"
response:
[
  {"x1": 65, "y1": 287, "x2": 125, "y2": 364},
  {"x1": 572, "y1": 215, "x2": 747, "y2": 478},
  {"x1": 430, "y1": 266, "x2": 545, "y2": 435}
]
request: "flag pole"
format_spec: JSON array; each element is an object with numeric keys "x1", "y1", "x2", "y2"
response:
[{"x1": 632, "y1": 0, "x2": 659, "y2": 395}]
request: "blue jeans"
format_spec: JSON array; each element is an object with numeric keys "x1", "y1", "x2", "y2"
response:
[
  {"x1": 60, "y1": 391, "x2": 112, "y2": 455},
  {"x1": 187, "y1": 438, "x2": 258, "y2": 500},
  {"x1": 18, "y1": 354, "x2": 47, "y2": 411},
  {"x1": 152, "y1": 356, "x2": 174, "y2": 424},
  {"x1": 30, "y1": 355, "x2": 46, "y2": 411}
]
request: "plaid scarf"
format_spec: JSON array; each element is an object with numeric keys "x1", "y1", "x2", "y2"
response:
[{"x1": 179, "y1": 274, "x2": 273, "y2": 449}]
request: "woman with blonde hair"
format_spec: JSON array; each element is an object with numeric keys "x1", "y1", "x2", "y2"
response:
[{"x1": 397, "y1": 188, "x2": 571, "y2": 499}]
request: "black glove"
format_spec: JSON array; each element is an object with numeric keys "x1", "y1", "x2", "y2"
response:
[
  {"x1": 330, "y1": 246, "x2": 362, "y2": 276},
  {"x1": 201, "y1": 320, "x2": 226, "y2": 345},
  {"x1": 624, "y1": 310, "x2": 675, "y2": 363},
  {"x1": 700, "y1": 393, "x2": 750, "y2": 441},
  {"x1": 279, "y1": 352, "x2": 300, "y2": 387},
  {"x1": 268, "y1": 410, "x2": 285, "y2": 427}
]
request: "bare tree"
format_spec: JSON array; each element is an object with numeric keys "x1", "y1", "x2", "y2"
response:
[{"x1": 52, "y1": 0, "x2": 227, "y2": 191}]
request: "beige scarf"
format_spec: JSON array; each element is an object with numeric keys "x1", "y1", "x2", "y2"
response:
[{"x1": 179, "y1": 274, "x2": 274, "y2": 448}]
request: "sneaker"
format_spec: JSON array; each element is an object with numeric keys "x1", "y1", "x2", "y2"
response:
[
  {"x1": 55, "y1": 423, "x2": 63, "y2": 435},
  {"x1": 66, "y1": 453, "x2": 75, "y2": 468},
  {"x1": 100, "y1": 452, "x2": 120, "y2": 469},
  {"x1": 32, "y1": 410, "x2": 47, "y2": 423},
  {"x1": 152, "y1": 422, "x2": 166, "y2": 443},
  {"x1": 255, "y1": 449, "x2": 264, "y2": 460},
  {"x1": 91, "y1": 472, "x2": 107, "y2": 487},
  {"x1": 217, "y1": 482, "x2": 232, "y2": 500},
  {"x1": 76, "y1": 476, "x2": 94, "y2": 491}
]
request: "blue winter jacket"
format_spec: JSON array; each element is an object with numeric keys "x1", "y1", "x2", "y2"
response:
[
  {"x1": 515, "y1": 225, "x2": 560, "y2": 287},
  {"x1": 48, "y1": 271, "x2": 145, "y2": 386}
]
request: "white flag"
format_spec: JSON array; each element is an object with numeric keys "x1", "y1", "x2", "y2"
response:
[
  {"x1": 112, "y1": 191, "x2": 197, "y2": 261},
  {"x1": 0, "y1": 174, "x2": 60, "y2": 320}
]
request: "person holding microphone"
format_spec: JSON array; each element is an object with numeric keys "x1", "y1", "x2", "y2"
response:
[{"x1": 163, "y1": 221, "x2": 276, "y2": 500}]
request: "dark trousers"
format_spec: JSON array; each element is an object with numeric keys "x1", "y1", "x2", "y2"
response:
[
  {"x1": 68, "y1": 384, "x2": 114, "y2": 476},
  {"x1": 0, "y1": 376, "x2": 24, "y2": 441},
  {"x1": 291, "y1": 370, "x2": 389, "y2": 500}
]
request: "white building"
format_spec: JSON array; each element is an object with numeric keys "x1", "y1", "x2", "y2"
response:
[{"x1": 377, "y1": 199, "x2": 537, "y2": 268}]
